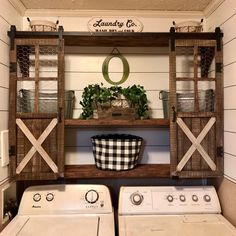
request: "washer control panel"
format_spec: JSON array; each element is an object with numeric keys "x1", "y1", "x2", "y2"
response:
[
  {"x1": 119, "y1": 186, "x2": 221, "y2": 215},
  {"x1": 19, "y1": 184, "x2": 113, "y2": 215}
]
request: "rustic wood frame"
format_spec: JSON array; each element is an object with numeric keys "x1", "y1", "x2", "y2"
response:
[
  {"x1": 169, "y1": 29, "x2": 223, "y2": 178},
  {"x1": 8, "y1": 26, "x2": 223, "y2": 180},
  {"x1": 9, "y1": 36, "x2": 65, "y2": 180}
]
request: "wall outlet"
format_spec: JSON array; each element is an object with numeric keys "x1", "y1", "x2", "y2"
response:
[
  {"x1": 0, "y1": 130, "x2": 9, "y2": 167},
  {"x1": 0, "y1": 181, "x2": 16, "y2": 226}
]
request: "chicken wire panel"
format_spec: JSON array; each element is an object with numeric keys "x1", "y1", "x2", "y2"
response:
[
  {"x1": 17, "y1": 81, "x2": 35, "y2": 113},
  {"x1": 17, "y1": 81, "x2": 58, "y2": 114},
  {"x1": 176, "y1": 46, "x2": 194, "y2": 78},
  {"x1": 175, "y1": 46, "x2": 215, "y2": 79},
  {"x1": 16, "y1": 45, "x2": 58, "y2": 78},
  {"x1": 39, "y1": 46, "x2": 58, "y2": 78},
  {"x1": 198, "y1": 47, "x2": 215, "y2": 78},
  {"x1": 17, "y1": 45, "x2": 35, "y2": 78}
]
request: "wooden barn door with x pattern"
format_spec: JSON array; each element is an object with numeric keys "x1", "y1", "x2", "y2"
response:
[
  {"x1": 9, "y1": 38, "x2": 64, "y2": 180},
  {"x1": 169, "y1": 31, "x2": 223, "y2": 178}
]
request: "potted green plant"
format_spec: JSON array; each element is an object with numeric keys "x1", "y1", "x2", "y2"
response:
[
  {"x1": 122, "y1": 85, "x2": 149, "y2": 118},
  {"x1": 79, "y1": 84, "x2": 149, "y2": 119}
]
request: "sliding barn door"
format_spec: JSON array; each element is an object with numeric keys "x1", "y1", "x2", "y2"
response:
[
  {"x1": 169, "y1": 32, "x2": 223, "y2": 178},
  {"x1": 9, "y1": 38, "x2": 64, "y2": 180}
]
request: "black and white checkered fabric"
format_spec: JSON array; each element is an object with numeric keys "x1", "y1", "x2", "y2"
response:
[{"x1": 91, "y1": 134, "x2": 143, "y2": 171}]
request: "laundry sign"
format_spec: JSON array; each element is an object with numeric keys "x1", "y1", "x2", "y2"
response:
[{"x1": 88, "y1": 17, "x2": 143, "y2": 32}]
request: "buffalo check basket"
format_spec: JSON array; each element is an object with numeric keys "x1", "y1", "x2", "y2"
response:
[{"x1": 91, "y1": 134, "x2": 143, "y2": 171}]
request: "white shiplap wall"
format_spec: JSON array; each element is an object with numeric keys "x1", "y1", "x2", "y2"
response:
[
  {"x1": 22, "y1": 15, "x2": 204, "y2": 165},
  {"x1": 0, "y1": 0, "x2": 22, "y2": 183},
  {"x1": 206, "y1": 0, "x2": 236, "y2": 183}
]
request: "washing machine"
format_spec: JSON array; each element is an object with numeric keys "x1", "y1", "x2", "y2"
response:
[
  {"x1": 119, "y1": 186, "x2": 236, "y2": 236},
  {"x1": 0, "y1": 184, "x2": 115, "y2": 236}
]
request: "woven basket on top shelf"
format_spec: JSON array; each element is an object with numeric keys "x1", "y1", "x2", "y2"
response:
[
  {"x1": 27, "y1": 18, "x2": 59, "y2": 31},
  {"x1": 173, "y1": 19, "x2": 203, "y2": 32}
]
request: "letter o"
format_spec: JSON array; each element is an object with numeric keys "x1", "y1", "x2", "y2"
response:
[{"x1": 102, "y1": 54, "x2": 130, "y2": 85}]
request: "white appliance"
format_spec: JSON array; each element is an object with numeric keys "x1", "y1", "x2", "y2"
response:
[
  {"x1": 119, "y1": 186, "x2": 236, "y2": 236},
  {"x1": 1, "y1": 184, "x2": 115, "y2": 236}
]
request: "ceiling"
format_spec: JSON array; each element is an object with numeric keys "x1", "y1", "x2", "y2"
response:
[{"x1": 19, "y1": 0, "x2": 215, "y2": 11}]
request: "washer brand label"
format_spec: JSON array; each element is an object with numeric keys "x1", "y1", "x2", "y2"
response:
[
  {"x1": 86, "y1": 205, "x2": 98, "y2": 208},
  {"x1": 32, "y1": 205, "x2": 41, "y2": 208},
  {"x1": 88, "y1": 17, "x2": 143, "y2": 32}
]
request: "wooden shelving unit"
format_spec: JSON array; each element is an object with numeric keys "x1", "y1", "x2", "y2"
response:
[{"x1": 8, "y1": 26, "x2": 223, "y2": 180}]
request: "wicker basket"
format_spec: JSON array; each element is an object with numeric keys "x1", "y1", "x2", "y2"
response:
[
  {"x1": 27, "y1": 18, "x2": 59, "y2": 31},
  {"x1": 91, "y1": 134, "x2": 143, "y2": 171},
  {"x1": 173, "y1": 19, "x2": 203, "y2": 32}
]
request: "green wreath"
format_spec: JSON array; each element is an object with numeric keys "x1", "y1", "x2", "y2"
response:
[{"x1": 102, "y1": 53, "x2": 130, "y2": 85}]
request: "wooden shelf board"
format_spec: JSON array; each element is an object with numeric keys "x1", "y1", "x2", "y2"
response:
[
  {"x1": 9, "y1": 30, "x2": 223, "y2": 47},
  {"x1": 64, "y1": 164, "x2": 170, "y2": 179},
  {"x1": 65, "y1": 118, "x2": 169, "y2": 128}
]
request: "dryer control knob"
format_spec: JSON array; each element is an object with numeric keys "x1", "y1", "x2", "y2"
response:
[
  {"x1": 203, "y1": 194, "x2": 211, "y2": 202},
  {"x1": 192, "y1": 194, "x2": 198, "y2": 202},
  {"x1": 167, "y1": 195, "x2": 174, "y2": 202},
  {"x1": 46, "y1": 193, "x2": 54, "y2": 202},
  {"x1": 179, "y1": 194, "x2": 186, "y2": 202},
  {"x1": 33, "y1": 193, "x2": 41, "y2": 202},
  {"x1": 130, "y1": 192, "x2": 143, "y2": 205}
]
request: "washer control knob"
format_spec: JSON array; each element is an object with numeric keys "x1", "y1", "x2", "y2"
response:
[
  {"x1": 130, "y1": 192, "x2": 143, "y2": 205},
  {"x1": 167, "y1": 195, "x2": 174, "y2": 202},
  {"x1": 192, "y1": 195, "x2": 198, "y2": 202},
  {"x1": 46, "y1": 193, "x2": 54, "y2": 202},
  {"x1": 85, "y1": 190, "x2": 99, "y2": 204},
  {"x1": 179, "y1": 194, "x2": 186, "y2": 202},
  {"x1": 33, "y1": 193, "x2": 41, "y2": 202},
  {"x1": 204, "y1": 194, "x2": 211, "y2": 202}
]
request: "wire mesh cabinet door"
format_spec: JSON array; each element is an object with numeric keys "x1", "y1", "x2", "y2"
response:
[
  {"x1": 169, "y1": 30, "x2": 223, "y2": 178},
  {"x1": 9, "y1": 38, "x2": 64, "y2": 180}
]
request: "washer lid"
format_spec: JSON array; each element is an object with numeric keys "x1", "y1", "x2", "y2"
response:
[
  {"x1": 119, "y1": 215, "x2": 236, "y2": 236},
  {"x1": 1, "y1": 215, "x2": 100, "y2": 236}
]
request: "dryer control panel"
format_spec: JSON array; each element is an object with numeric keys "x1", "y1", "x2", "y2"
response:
[
  {"x1": 19, "y1": 184, "x2": 113, "y2": 215},
  {"x1": 119, "y1": 186, "x2": 221, "y2": 215}
]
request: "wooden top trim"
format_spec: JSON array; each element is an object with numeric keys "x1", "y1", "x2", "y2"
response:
[{"x1": 8, "y1": 28, "x2": 223, "y2": 47}]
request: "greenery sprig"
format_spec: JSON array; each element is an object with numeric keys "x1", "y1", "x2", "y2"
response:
[{"x1": 79, "y1": 84, "x2": 149, "y2": 119}]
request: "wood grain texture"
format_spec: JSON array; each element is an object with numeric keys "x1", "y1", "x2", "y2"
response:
[
  {"x1": 65, "y1": 118, "x2": 169, "y2": 128},
  {"x1": 9, "y1": 29, "x2": 223, "y2": 179},
  {"x1": 170, "y1": 37, "x2": 223, "y2": 178},
  {"x1": 9, "y1": 38, "x2": 65, "y2": 180},
  {"x1": 64, "y1": 164, "x2": 170, "y2": 179}
]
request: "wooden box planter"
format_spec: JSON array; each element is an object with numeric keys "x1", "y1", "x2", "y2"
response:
[
  {"x1": 94, "y1": 99, "x2": 137, "y2": 120},
  {"x1": 80, "y1": 84, "x2": 149, "y2": 120}
]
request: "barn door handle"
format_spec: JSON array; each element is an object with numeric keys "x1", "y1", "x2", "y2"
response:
[{"x1": 172, "y1": 106, "x2": 177, "y2": 122}]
